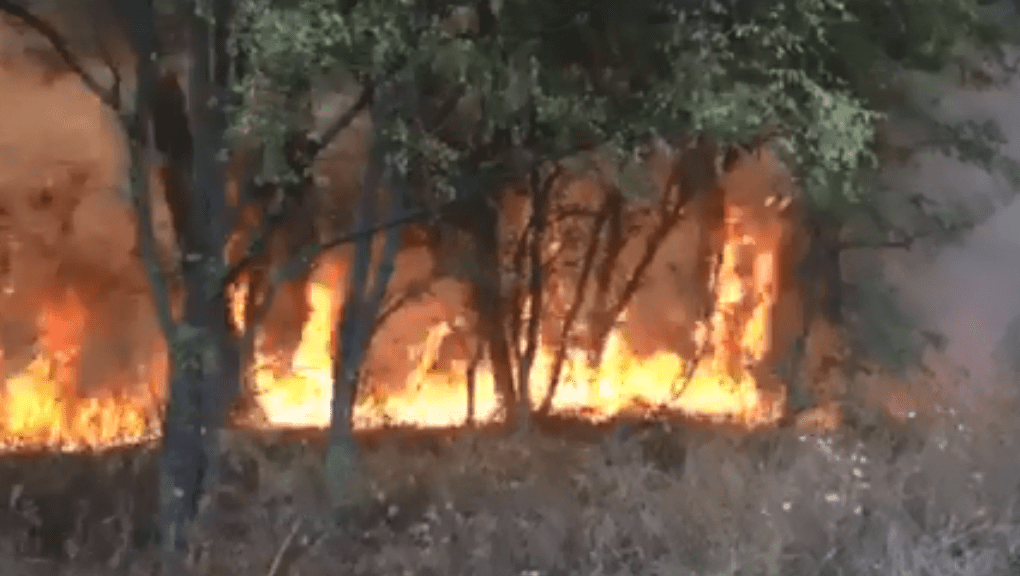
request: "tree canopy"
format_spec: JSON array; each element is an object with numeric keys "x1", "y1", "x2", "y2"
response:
[
  {"x1": 231, "y1": 0, "x2": 1020, "y2": 376},
  {"x1": 233, "y1": 0, "x2": 1015, "y2": 211}
]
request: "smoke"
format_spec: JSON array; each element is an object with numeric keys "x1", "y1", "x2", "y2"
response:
[
  {"x1": 4, "y1": 1, "x2": 1018, "y2": 432},
  {"x1": 0, "y1": 23, "x2": 165, "y2": 396},
  {"x1": 875, "y1": 24, "x2": 1020, "y2": 413}
]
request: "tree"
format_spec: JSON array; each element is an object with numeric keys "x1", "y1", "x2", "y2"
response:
[
  {"x1": 4, "y1": 0, "x2": 1018, "y2": 554},
  {"x1": 0, "y1": 0, "x2": 358, "y2": 550},
  {"x1": 0, "y1": 0, "x2": 227, "y2": 550}
]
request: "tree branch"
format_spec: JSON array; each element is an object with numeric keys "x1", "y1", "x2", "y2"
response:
[
  {"x1": 222, "y1": 155, "x2": 523, "y2": 295},
  {"x1": 0, "y1": 1, "x2": 120, "y2": 112},
  {"x1": 307, "y1": 79, "x2": 375, "y2": 161},
  {"x1": 269, "y1": 205, "x2": 433, "y2": 284},
  {"x1": 90, "y1": 18, "x2": 123, "y2": 111},
  {"x1": 836, "y1": 220, "x2": 975, "y2": 251},
  {"x1": 123, "y1": 1, "x2": 178, "y2": 344},
  {"x1": 221, "y1": 79, "x2": 377, "y2": 294}
]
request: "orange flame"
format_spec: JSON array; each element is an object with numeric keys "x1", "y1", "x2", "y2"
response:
[
  {"x1": 246, "y1": 205, "x2": 785, "y2": 430},
  {"x1": 0, "y1": 289, "x2": 159, "y2": 450},
  {"x1": 1, "y1": 195, "x2": 789, "y2": 451}
]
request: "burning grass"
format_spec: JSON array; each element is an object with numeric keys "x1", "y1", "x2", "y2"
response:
[{"x1": 0, "y1": 396, "x2": 1019, "y2": 576}]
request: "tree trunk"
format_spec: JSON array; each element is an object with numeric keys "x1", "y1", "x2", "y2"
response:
[
  {"x1": 516, "y1": 164, "x2": 555, "y2": 428},
  {"x1": 469, "y1": 197, "x2": 520, "y2": 425},
  {"x1": 465, "y1": 339, "x2": 482, "y2": 426},
  {"x1": 326, "y1": 87, "x2": 405, "y2": 508},
  {"x1": 235, "y1": 267, "x2": 272, "y2": 424},
  {"x1": 116, "y1": 0, "x2": 208, "y2": 552},
  {"x1": 139, "y1": 0, "x2": 237, "y2": 551},
  {"x1": 157, "y1": 288, "x2": 238, "y2": 551},
  {"x1": 328, "y1": 210, "x2": 403, "y2": 510},
  {"x1": 158, "y1": 289, "x2": 218, "y2": 550},
  {"x1": 327, "y1": 294, "x2": 367, "y2": 509},
  {"x1": 201, "y1": 289, "x2": 240, "y2": 497},
  {"x1": 158, "y1": 344, "x2": 206, "y2": 550},
  {"x1": 781, "y1": 210, "x2": 837, "y2": 419}
]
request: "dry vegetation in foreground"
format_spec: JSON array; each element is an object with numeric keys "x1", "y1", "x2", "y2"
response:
[{"x1": 1, "y1": 393, "x2": 1020, "y2": 576}]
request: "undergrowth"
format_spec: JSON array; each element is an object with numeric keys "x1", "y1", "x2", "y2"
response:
[{"x1": 1, "y1": 394, "x2": 1020, "y2": 576}]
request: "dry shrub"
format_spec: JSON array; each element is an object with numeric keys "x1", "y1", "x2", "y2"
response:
[{"x1": 4, "y1": 396, "x2": 1020, "y2": 576}]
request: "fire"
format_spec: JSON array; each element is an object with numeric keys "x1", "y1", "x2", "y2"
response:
[
  {"x1": 1, "y1": 169, "x2": 791, "y2": 451},
  {"x1": 0, "y1": 357, "x2": 156, "y2": 450},
  {"x1": 0, "y1": 290, "x2": 159, "y2": 450},
  {"x1": 245, "y1": 208, "x2": 784, "y2": 429}
]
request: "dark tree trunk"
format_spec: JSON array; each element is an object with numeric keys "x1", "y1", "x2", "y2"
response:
[
  {"x1": 184, "y1": 0, "x2": 237, "y2": 516},
  {"x1": 516, "y1": 164, "x2": 556, "y2": 428},
  {"x1": 158, "y1": 343, "x2": 206, "y2": 550},
  {"x1": 326, "y1": 86, "x2": 405, "y2": 507},
  {"x1": 329, "y1": 205, "x2": 403, "y2": 508},
  {"x1": 123, "y1": 0, "x2": 239, "y2": 551},
  {"x1": 159, "y1": 282, "x2": 223, "y2": 550},
  {"x1": 781, "y1": 209, "x2": 841, "y2": 420},
  {"x1": 201, "y1": 288, "x2": 241, "y2": 496},
  {"x1": 235, "y1": 266, "x2": 272, "y2": 423},
  {"x1": 465, "y1": 339, "x2": 483, "y2": 426},
  {"x1": 469, "y1": 197, "x2": 520, "y2": 425},
  {"x1": 117, "y1": 0, "x2": 210, "y2": 552},
  {"x1": 327, "y1": 149, "x2": 383, "y2": 507},
  {"x1": 328, "y1": 289, "x2": 367, "y2": 507}
]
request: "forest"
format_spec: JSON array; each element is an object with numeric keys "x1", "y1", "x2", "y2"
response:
[{"x1": 1, "y1": 0, "x2": 1020, "y2": 574}]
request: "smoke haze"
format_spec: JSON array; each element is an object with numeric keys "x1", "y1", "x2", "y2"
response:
[{"x1": 876, "y1": 8, "x2": 1020, "y2": 413}]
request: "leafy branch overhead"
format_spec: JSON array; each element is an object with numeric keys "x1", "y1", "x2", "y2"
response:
[
  {"x1": 1, "y1": 0, "x2": 1010, "y2": 230},
  {"x1": 4, "y1": 0, "x2": 1015, "y2": 377},
  {"x1": 226, "y1": 0, "x2": 1018, "y2": 383},
  {"x1": 234, "y1": 0, "x2": 1015, "y2": 222}
]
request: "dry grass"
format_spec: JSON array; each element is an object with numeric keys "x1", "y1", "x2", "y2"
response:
[{"x1": 0, "y1": 395, "x2": 1019, "y2": 576}]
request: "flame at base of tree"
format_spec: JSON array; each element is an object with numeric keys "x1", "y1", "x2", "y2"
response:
[
  {"x1": 0, "y1": 153, "x2": 801, "y2": 450},
  {"x1": 248, "y1": 203, "x2": 787, "y2": 428},
  {"x1": 247, "y1": 269, "x2": 783, "y2": 431},
  {"x1": 0, "y1": 220, "x2": 785, "y2": 451}
]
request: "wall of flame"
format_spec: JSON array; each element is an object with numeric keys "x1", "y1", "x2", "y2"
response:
[{"x1": 0, "y1": 21, "x2": 853, "y2": 451}]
